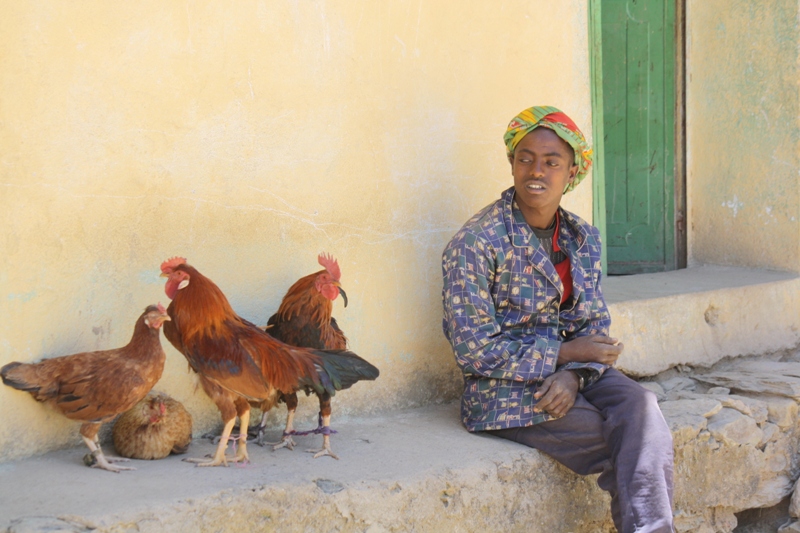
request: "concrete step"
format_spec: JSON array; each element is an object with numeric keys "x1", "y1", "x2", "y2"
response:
[
  {"x1": 0, "y1": 403, "x2": 612, "y2": 533},
  {"x1": 4, "y1": 369, "x2": 800, "y2": 533},
  {"x1": 604, "y1": 266, "x2": 800, "y2": 376}
]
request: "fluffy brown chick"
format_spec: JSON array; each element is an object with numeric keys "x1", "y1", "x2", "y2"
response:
[{"x1": 112, "y1": 391, "x2": 193, "y2": 460}]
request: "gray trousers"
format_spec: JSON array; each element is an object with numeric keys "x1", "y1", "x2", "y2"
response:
[{"x1": 489, "y1": 368, "x2": 674, "y2": 533}]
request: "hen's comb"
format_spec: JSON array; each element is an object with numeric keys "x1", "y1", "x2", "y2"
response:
[
  {"x1": 318, "y1": 253, "x2": 341, "y2": 281},
  {"x1": 160, "y1": 256, "x2": 187, "y2": 273},
  {"x1": 157, "y1": 302, "x2": 167, "y2": 315}
]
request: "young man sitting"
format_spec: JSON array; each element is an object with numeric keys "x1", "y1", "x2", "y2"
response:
[{"x1": 441, "y1": 106, "x2": 674, "y2": 533}]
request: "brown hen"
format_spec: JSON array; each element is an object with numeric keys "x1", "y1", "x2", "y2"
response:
[
  {"x1": 0, "y1": 304, "x2": 171, "y2": 472},
  {"x1": 112, "y1": 391, "x2": 192, "y2": 460}
]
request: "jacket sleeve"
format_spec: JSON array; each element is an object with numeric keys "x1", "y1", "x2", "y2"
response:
[{"x1": 442, "y1": 233, "x2": 560, "y2": 382}]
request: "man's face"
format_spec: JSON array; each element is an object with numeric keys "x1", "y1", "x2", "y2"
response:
[{"x1": 511, "y1": 127, "x2": 578, "y2": 228}]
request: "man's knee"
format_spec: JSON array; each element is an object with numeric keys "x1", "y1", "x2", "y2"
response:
[{"x1": 636, "y1": 387, "x2": 673, "y2": 443}]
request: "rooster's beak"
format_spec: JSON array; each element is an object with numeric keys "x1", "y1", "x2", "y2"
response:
[{"x1": 160, "y1": 272, "x2": 169, "y2": 278}]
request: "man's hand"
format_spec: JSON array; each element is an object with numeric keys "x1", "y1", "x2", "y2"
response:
[
  {"x1": 533, "y1": 371, "x2": 580, "y2": 418},
  {"x1": 557, "y1": 335, "x2": 623, "y2": 366}
]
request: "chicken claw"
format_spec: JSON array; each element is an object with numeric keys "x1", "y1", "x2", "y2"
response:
[
  {"x1": 86, "y1": 452, "x2": 136, "y2": 472},
  {"x1": 249, "y1": 423, "x2": 274, "y2": 447},
  {"x1": 183, "y1": 455, "x2": 229, "y2": 467},
  {"x1": 308, "y1": 448, "x2": 339, "y2": 460},
  {"x1": 269, "y1": 407, "x2": 297, "y2": 450},
  {"x1": 272, "y1": 434, "x2": 297, "y2": 451},
  {"x1": 184, "y1": 437, "x2": 249, "y2": 467},
  {"x1": 185, "y1": 416, "x2": 249, "y2": 467},
  {"x1": 248, "y1": 422, "x2": 289, "y2": 448},
  {"x1": 306, "y1": 439, "x2": 339, "y2": 460},
  {"x1": 82, "y1": 439, "x2": 135, "y2": 472},
  {"x1": 304, "y1": 414, "x2": 339, "y2": 459}
]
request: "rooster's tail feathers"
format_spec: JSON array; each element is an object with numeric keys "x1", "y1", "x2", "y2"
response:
[
  {"x1": 309, "y1": 349, "x2": 379, "y2": 396},
  {"x1": 1, "y1": 362, "x2": 42, "y2": 394}
]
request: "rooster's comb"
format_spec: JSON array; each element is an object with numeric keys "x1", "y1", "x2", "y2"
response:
[
  {"x1": 160, "y1": 257, "x2": 187, "y2": 274},
  {"x1": 157, "y1": 302, "x2": 167, "y2": 315},
  {"x1": 318, "y1": 253, "x2": 341, "y2": 281}
]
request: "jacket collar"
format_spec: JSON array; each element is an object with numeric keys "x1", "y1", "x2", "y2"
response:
[
  {"x1": 501, "y1": 186, "x2": 589, "y2": 250},
  {"x1": 501, "y1": 186, "x2": 590, "y2": 303}
]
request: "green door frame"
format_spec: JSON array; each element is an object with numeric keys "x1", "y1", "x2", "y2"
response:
[
  {"x1": 588, "y1": 0, "x2": 686, "y2": 275},
  {"x1": 588, "y1": 0, "x2": 608, "y2": 272}
]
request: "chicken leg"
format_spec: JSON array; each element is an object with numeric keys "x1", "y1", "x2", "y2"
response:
[
  {"x1": 272, "y1": 393, "x2": 298, "y2": 451},
  {"x1": 306, "y1": 413, "x2": 338, "y2": 460},
  {"x1": 185, "y1": 399, "x2": 250, "y2": 467},
  {"x1": 80, "y1": 424, "x2": 134, "y2": 472},
  {"x1": 306, "y1": 394, "x2": 338, "y2": 459}
]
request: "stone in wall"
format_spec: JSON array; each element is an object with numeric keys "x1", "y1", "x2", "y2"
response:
[{"x1": 653, "y1": 358, "x2": 800, "y2": 533}]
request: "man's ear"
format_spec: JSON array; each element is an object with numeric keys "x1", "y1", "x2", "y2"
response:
[{"x1": 568, "y1": 164, "x2": 579, "y2": 182}]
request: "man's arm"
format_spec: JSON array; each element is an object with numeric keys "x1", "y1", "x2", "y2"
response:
[
  {"x1": 556, "y1": 239, "x2": 622, "y2": 384},
  {"x1": 442, "y1": 235, "x2": 560, "y2": 382}
]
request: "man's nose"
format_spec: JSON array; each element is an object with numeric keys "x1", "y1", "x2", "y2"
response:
[{"x1": 531, "y1": 160, "x2": 545, "y2": 177}]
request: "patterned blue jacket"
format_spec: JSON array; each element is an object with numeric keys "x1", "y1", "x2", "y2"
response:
[{"x1": 442, "y1": 187, "x2": 611, "y2": 432}]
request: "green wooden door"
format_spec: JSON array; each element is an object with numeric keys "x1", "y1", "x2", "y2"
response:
[{"x1": 601, "y1": 0, "x2": 676, "y2": 274}]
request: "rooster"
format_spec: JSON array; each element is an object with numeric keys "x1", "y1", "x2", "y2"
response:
[
  {"x1": 260, "y1": 253, "x2": 359, "y2": 459},
  {"x1": 112, "y1": 391, "x2": 192, "y2": 460},
  {"x1": 0, "y1": 304, "x2": 171, "y2": 472},
  {"x1": 160, "y1": 257, "x2": 379, "y2": 467}
]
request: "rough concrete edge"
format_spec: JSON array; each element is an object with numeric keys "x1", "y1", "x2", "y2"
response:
[
  {"x1": 612, "y1": 277, "x2": 800, "y2": 377},
  {"x1": 11, "y1": 452, "x2": 613, "y2": 533}
]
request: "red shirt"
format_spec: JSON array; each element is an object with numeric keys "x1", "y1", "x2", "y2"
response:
[{"x1": 552, "y1": 212, "x2": 573, "y2": 304}]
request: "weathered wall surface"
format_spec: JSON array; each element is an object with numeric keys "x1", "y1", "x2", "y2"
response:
[
  {"x1": 686, "y1": 0, "x2": 800, "y2": 271},
  {"x1": 0, "y1": 1, "x2": 593, "y2": 461}
]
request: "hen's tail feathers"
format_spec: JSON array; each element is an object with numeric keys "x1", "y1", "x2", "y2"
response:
[
  {"x1": 0, "y1": 362, "x2": 41, "y2": 395},
  {"x1": 306, "y1": 349, "x2": 379, "y2": 397}
]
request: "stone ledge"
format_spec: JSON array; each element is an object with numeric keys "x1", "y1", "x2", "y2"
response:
[
  {"x1": 604, "y1": 266, "x2": 800, "y2": 376},
  {"x1": 0, "y1": 403, "x2": 613, "y2": 533},
  {"x1": 5, "y1": 355, "x2": 800, "y2": 533}
]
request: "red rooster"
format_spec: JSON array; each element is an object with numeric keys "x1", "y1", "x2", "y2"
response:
[
  {"x1": 260, "y1": 253, "x2": 357, "y2": 459},
  {"x1": 0, "y1": 304, "x2": 171, "y2": 472},
  {"x1": 160, "y1": 257, "x2": 379, "y2": 467}
]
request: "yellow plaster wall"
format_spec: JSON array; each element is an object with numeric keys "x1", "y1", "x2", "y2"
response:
[
  {"x1": 0, "y1": 0, "x2": 593, "y2": 461},
  {"x1": 686, "y1": 0, "x2": 800, "y2": 271}
]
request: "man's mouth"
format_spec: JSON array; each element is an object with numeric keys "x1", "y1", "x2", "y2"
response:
[{"x1": 526, "y1": 182, "x2": 546, "y2": 191}]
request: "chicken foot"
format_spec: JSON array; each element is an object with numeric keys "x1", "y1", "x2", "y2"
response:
[
  {"x1": 250, "y1": 411, "x2": 272, "y2": 447},
  {"x1": 271, "y1": 407, "x2": 297, "y2": 451},
  {"x1": 306, "y1": 414, "x2": 339, "y2": 460},
  {"x1": 262, "y1": 392, "x2": 298, "y2": 450},
  {"x1": 185, "y1": 410, "x2": 250, "y2": 467},
  {"x1": 82, "y1": 436, "x2": 134, "y2": 472},
  {"x1": 248, "y1": 410, "x2": 292, "y2": 448},
  {"x1": 91, "y1": 436, "x2": 132, "y2": 465}
]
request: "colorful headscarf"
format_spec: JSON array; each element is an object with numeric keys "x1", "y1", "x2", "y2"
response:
[{"x1": 503, "y1": 105, "x2": 593, "y2": 194}]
